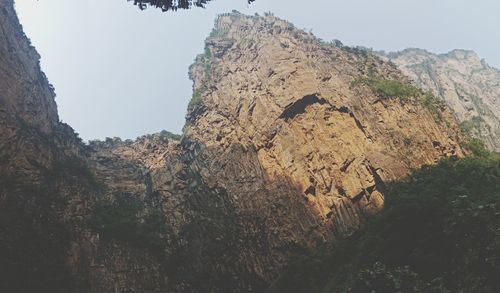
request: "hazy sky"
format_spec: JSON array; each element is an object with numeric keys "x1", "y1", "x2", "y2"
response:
[{"x1": 15, "y1": 0, "x2": 500, "y2": 141}]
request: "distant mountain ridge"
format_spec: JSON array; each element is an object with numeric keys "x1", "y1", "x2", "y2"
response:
[{"x1": 379, "y1": 48, "x2": 500, "y2": 151}]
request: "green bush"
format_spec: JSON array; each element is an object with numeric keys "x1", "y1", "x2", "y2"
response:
[
  {"x1": 420, "y1": 92, "x2": 445, "y2": 119},
  {"x1": 353, "y1": 78, "x2": 445, "y2": 120},
  {"x1": 189, "y1": 89, "x2": 203, "y2": 108},
  {"x1": 342, "y1": 45, "x2": 371, "y2": 58},
  {"x1": 90, "y1": 197, "x2": 141, "y2": 241},
  {"x1": 208, "y1": 27, "x2": 229, "y2": 39},
  {"x1": 357, "y1": 78, "x2": 422, "y2": 99},
  {"x1": 350, "y1": 262, "x2": 444, "y2": 293},
  {"x1": 460, "y1": 116, "x2": 486, "y2": 135},
  {"x1": 463, "y1": 138, "x2": 490, "y2": 157},
  {"x1": 203, "y1": 47, "x2": 213, "y2": 84},
  {"x1": 159, "y1": 130, "x2": 182, "y2": 141},
  {"x1": 46, "y1": 157, "x2": 101, "y2": 189}
]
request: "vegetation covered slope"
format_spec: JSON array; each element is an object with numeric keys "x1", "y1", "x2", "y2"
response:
[{"x1": 269, "y1": 142, "x2": 500, "y2": 293}]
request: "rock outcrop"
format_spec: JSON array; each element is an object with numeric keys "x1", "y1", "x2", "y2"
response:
[
  {"x1": 0, "y1": 1, "x2": 93, "y2": 292},
  {"x1": 0, "y1": 3, "x2": 465, "y2": 292},
  {"x1": 381, "y1": 48, "x2": 500, "y2": 151},
  {"x1": 178, "y1": 13, "x2": 463, "y2": 289}
]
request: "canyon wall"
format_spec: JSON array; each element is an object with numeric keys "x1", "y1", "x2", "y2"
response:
[{"x1": 0, "y1": 2, "x2": 465, "y2": 292}]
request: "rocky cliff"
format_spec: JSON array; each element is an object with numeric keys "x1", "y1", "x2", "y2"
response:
[
  {"x1": 0, "y1": 3, "x2": 465, "y2": 292},
  {"x1": 0, "y1": 0, "x2": 94, "y2": 291},
  {"x1": 381, "y1": 48, "x2": 500, "y2": 151}
]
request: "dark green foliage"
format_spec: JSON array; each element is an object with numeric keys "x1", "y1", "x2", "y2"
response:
[
  {"x1": 90, "y1": 197, "x2": 141, "y2": 241},
  {"x1": 0, "y1": 176, "x2": 77, "y2": 292},
  {"x1": 159, "y1": 129, "x2": 182, "y2": 140},
  {"x1": 142, "y1": 130, "x2": 182, "y2": 143},
  {"x1": 460, "y1": 116, "x2": 487, "y2": 135},
  {"x1": 342, "y1": 45, "x2": 372, "y2": 58},
  {"x1": 420, "y1": 91, "x2": 446, "y2": 120},
  {"x1": 1, "y1": 118, "x2": 95, "y2": 291},
  {"x1": 355, "y1": 78, "x2": 423, "y2": 100},
  {"x1": 201, "y1": 45, "x2": 216, "y2": 85},
  {"x1": 89, "y1": 196, "x2": 167, "y2": 254},
  {"x1": 204, "y1": 46, "x2": 212, "y2": 60},
  {"x1": 350, "y1": 262, "x2": 447, "y2": 293},
  {"x1": 463, "y1": 138, "x2": 490, "y2": 158},
  {"x1": 129, "y1": 0, "x2": 255, "y2": 12},
  {"x1": 187, "y1": 47, "x2": 213, "y2": 110},
  {"x1": 89, "y1": 131, "x2": 181, "y2": 147},
  {"x1": 342, "y1": 44, "x2": 445, "y2": 121},
  {"x1": 329, "y1": 39, "x2": 344, "y2": 48},
  {"x1": 372, "y1": 79, "x2": 422, "y2": 99},
  {"x1": 189, "y1": 89, "x2": 203, "y2": 108},
  {"x1": 208, "y1": 27, "x2": 229, "y2": 39},
  {"x1": 130, "y1": 0, "x2": 213, "y2": 11},
  {"x1": 188, "y1": 46, "x2": 213, "y2": 109},
  {"x1": 353, "y1": 77, "x2": 445, "y2": 120},
  {"x1": 269, "y1": 150, "x2": 500, "y2": 293},
  {"x1": 46, "y1": 157, "x2": 101, "y2": 189}
]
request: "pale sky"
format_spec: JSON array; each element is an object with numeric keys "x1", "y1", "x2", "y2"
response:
[{"x1": 15, "y1": 0, "x2": 500, "y2": 141}]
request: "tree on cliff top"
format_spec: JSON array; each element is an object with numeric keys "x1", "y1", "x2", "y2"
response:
[{"x1": 129, "y1": 0, "x2": 256, "y2": 11}]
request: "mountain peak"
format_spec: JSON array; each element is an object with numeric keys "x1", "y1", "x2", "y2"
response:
[{"x1": 441, "y1": 48, "x2": 479, "y2": 61}]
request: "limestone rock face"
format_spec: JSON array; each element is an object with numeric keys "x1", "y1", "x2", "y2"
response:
[
  {"x1": 381, "y1": 48, "x2": 500, "y2": 151},
  {"x1": 0, "y1": 0, "x2": 58, "y2": 132},
  {"x1": 0, "y1": 1, "x2": 90, "y2": 292},
  {"x1": 0, "y1": 0, "x2": 69, "y2": 179},
  {"x1": 187, "y1": 12, "x2": 463, "y2": 236},
  {"x1": 179, "y1": 12, "x2": 464, "y2": 289},
  {"x1": 0, "y1": 4, "x2": 466, "y2": 293}
]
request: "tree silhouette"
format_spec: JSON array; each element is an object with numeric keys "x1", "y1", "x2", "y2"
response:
[{"x1": 129, "y1": 0, "x2": 256, "y2": 12}]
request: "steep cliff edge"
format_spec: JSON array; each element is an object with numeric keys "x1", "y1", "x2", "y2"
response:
[
  {"x1": 1, "y1": 3, "x2": 466, "y2": 292},
  {"x1": 0, "y1": 0, "x2": 81, "y2": 178},
  {"x1": 381, "y1": 49, "x2": 500, "y2": 151},
  {"x1": 0, "y1": 0, "x2": 95, "y2": 291}
]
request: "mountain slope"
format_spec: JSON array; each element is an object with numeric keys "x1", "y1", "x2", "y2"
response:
[{"x1": 381, "y1": 49, "x2": 500, "y2": 151}]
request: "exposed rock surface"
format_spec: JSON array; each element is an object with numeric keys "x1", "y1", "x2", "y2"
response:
[
  {"x1": 0, "y1": 3, "x2": 465, "y2": 292},
  {"x1": 0, "y1": 0, "x2": 80, "y2": 178},
  {"x1": 381, "y1": 48, "x2": 500, "y2": 151},
  {"x1": 0, "y1": 1, "x2": 93, "y2": 292},
  {"x1": 179, "y1": 13, "x2": 463, "y2": 289}
]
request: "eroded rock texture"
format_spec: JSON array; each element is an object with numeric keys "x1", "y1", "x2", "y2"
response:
[
  {"x1": 179, "y1": 13, "x2": 463, "y2": 289},
  {"x1": 0, "y1": 4, "x2": 464, "y2": 293},
  {"x1": 0, "y1": 0, "x2": 92, "y2": 291},
  {"x1": 381, "y1": 48, "x2": 500, "y2": 151}
]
